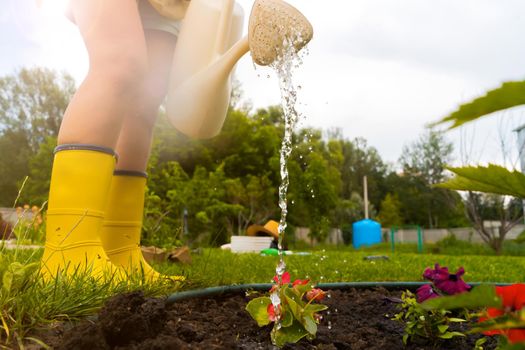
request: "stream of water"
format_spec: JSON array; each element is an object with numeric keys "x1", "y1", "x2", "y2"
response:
[{"x1": 268, "y1": 35, "x2": 306, "y2": 328}]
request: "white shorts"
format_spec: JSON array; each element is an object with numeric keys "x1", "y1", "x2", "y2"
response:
[
  {"x1": 137, "y1": 0, "x2": 182, "y2": 37},
  {"x1": 65, "y1": 0, "x2": 183, "y2": 37}
]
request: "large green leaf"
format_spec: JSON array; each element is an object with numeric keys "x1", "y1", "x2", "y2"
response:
[
  {"x1": 433, "y1": 81, "x2": 525, "y2": 129},
  {"x1": 437, "y1": 164, "x2": 525, "y2": 198},
  {"x1": 245, "y1": 297, "x2": 272, "y2": 327},
  {"x1": 420, "y1": 284, "x2": 501, "y2": 310},
  {"x1": 271, "y1": 320, "x2": 309, "y2": 347}
]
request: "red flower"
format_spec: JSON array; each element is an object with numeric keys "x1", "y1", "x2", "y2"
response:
[
  {"x1": 273, "y1": 271, "x2": 291, "y2": 285},
  {"x1": 480, "y1": 284, "x2": 525, "y2": 344},
  {"x1": 306, "y1": 288, "x2": 326, "y2": 301},
  {"x1": 267, "y1": 303, "x2": 280, "y2": 322},
  {"x1": 292, "y1": 278, "x2": 310, "y2": 287}
]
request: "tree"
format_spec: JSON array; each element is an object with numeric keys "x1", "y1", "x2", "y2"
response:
[
  {"x1": 398, "y1": 130, "x2": 465, "y2": 228},
  {"x1": 400, "y1": 130, "x2": 452, "y2": 185},
  {"x1": 0, "y1": 68, "x2": 75, "y2": 206},
  {"x1": 0, "y1": 67, "x2": 75, "y2": 151},
  {"x1": 18, "y1": 136, "x2": 57, "y2": 206},
  {"x1": 340, "y1": 137, "x2": 387, "y2": 209},
  {"x1": 464, "y1": 192, "x2": 522, "y2": 254},
  {"x1": 0, "y1": 129, "x2": 32, "y2": 205},
  {"x1": 377, "y1": 193, "x2": 403, "y2": 227}
]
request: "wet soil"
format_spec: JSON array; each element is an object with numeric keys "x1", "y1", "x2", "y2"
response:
[{"x1": 42, "y1": 288, "x2": 496, "y2": 350}]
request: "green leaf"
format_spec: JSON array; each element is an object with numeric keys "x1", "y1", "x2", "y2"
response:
[
  {"x1": 432, "y1": 80, "x2": 525, "y2": 129},
  {"x1": 245, "y1": 297, "x2": 271, "y2": 327},
  {"x1": 304, "y1": 303, "x2": 328, "y2": 314},
  {"x1": 437, "y1": 164, "x2": 525, "y2": 198},
  {"x1": 437, "y1": 324, "x2": 449, "y2": 333},
  {"x1": 420, "y1": 284, "x2": 501, "y2": 310},
  {"x1": 281, "y1": 308, "x2": 294, "y2": 328},
  {"x1": 2, "y1": 271, "x2": 13, "y2": 292},
  {"x1": 272, "y1": 320, "x2": 309, "y2": 347},
  {"x1": 438, "y1": 331, "x2": 465, "y2": 339},
  {"x1": 472, "y1": 314, "x2": 525, "y2": 333},
  {"x1": 293, "y1": 283, "x2": 312, "y2": 296},
  {"x1": 303, "y1": 315, "x2": 317, "y2": 335},
  {"x1": 284, "y1": 287, "x2": 303, "y2": 320}
]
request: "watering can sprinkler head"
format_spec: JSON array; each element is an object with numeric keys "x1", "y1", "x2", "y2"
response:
[
  {"x1": 248, "y1": 0, "x2": 313, "y2": 66},
  {"x1": 166, "y1": 0, "x2": 313, "y2": 139}
]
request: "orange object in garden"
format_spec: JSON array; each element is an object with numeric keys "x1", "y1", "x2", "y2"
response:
[{"x1": 246, "y1": 220, "x2": 279, "y2": 240}]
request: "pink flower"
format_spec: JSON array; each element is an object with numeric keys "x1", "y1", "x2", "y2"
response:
[
  {"x1": 306, "y1": 288, "x2": 326, "y2": 301},
  {"x1": 423, "y1": 264, "x2": 470, "y2": 295},
  {"x1": 416, "y1": 284, "x2": 439, "y2": 303}
]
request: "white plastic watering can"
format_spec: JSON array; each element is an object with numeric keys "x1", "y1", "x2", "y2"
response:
[{"x1": 166, "y1": 0, "x2": 313, "y2": 139}]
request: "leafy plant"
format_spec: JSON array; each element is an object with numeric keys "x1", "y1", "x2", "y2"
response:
[
  {"x1": 437, "y1": 165, "x2": 525, "y2": 199},
  {"x1": 432, "y1": 80, "x2": 525, "y2": 129},
  {"x1": 393, "y1": 290, "x2": 466, "y2": 345},
  {"x1": 421, "y1": 283, "x2": 525, "y2": 348},
  {"x1": 245, "y1": 272, "x2": 328, "y2": 347}
]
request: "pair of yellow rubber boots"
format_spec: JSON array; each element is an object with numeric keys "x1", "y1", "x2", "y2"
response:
[{"x1": 40, "y1": 145, "x2": 184, "y2": 282}]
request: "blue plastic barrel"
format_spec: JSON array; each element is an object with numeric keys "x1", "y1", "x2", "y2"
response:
[{"x1": 352, "y1": 219, "x2": 381, "y2": 248}]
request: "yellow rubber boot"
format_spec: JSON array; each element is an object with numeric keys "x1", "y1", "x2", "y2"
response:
[
  {"x1": 100, "y1": 171, "x2": 185, "y2": 282},
  {"x1": 41, "y1": 145, "x2": 120, "y2": 280}
]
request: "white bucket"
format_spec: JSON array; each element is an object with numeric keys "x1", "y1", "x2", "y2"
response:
[{"x1": 230, "y1": 236, "x2": 273, "y2": 253}]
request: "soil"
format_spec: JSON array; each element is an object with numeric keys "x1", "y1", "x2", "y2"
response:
[{"x1": 38, "y1": 288, "x2": 497, "y2": 350}]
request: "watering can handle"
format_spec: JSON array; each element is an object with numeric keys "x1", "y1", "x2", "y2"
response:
[{"x1": 213, "y1": 0, "x2": 235, "y2": 56}]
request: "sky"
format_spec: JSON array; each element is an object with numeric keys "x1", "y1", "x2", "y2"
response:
[{"x1": 2, "y1": 0, "x2": 525, "y2": 168}]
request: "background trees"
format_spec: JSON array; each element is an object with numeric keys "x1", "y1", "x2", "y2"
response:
[
  {"x1": 0, "y1": 68, "x2": 74, "y2": 206},
  {"x1": 0, "y1": 67, "x2": 489, "y2": 247}
]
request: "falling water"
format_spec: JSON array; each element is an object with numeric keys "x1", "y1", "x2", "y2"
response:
[{"x1": 267, "y1": 34, "x2": 306, "y2": 328}]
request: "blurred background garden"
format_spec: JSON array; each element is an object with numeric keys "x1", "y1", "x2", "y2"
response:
[{"x1": 1, "y1": 67, "x2": 525, "y2": 258}]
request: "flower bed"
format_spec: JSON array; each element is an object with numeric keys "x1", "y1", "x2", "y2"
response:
[{"x1": 39, "y1": 286, "x2": 496, "y2": 350}]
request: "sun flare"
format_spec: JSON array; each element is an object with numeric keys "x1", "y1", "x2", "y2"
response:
[{"x1": 38, "y1": 0, "x2": 69, "y2": 19}]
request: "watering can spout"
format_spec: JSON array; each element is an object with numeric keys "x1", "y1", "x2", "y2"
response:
[{"x1": 166, "y1": 0, "x2": 313, "y2": 139}]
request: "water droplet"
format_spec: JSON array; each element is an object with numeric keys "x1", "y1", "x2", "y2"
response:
[
  {"x1": 270, "y1": 291, "x2": 281, "y2": 306},
  {"x1": 276, "y1": 260, "x2": 286, "y2": 276},
  {"x1": 267, "y1": 74, "x2": 270, "y2": 79}
]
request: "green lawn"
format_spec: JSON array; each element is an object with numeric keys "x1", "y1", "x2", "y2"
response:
[{"x1": 160, "y1": 248, "x2": 525, "y2": 290}]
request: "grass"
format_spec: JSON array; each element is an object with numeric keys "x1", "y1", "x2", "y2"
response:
[
  {"x1": 159, "y1": 247, "x2": 525, "y2": 289},
  {"x1": 0, "y1": 247, "x2": 181, "y2": 348},
  {"x1": 1, "y1": 241, "x2": 524, "y2": 348}
]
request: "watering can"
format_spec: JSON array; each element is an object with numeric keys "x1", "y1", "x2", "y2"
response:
[{"x1": 166, "y1": 0, "x2": 313, "y2": 139}]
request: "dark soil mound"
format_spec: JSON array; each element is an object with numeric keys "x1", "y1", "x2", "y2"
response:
[{"x1": 48, "y1": 288, "x2": 496, "y2": 349}]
